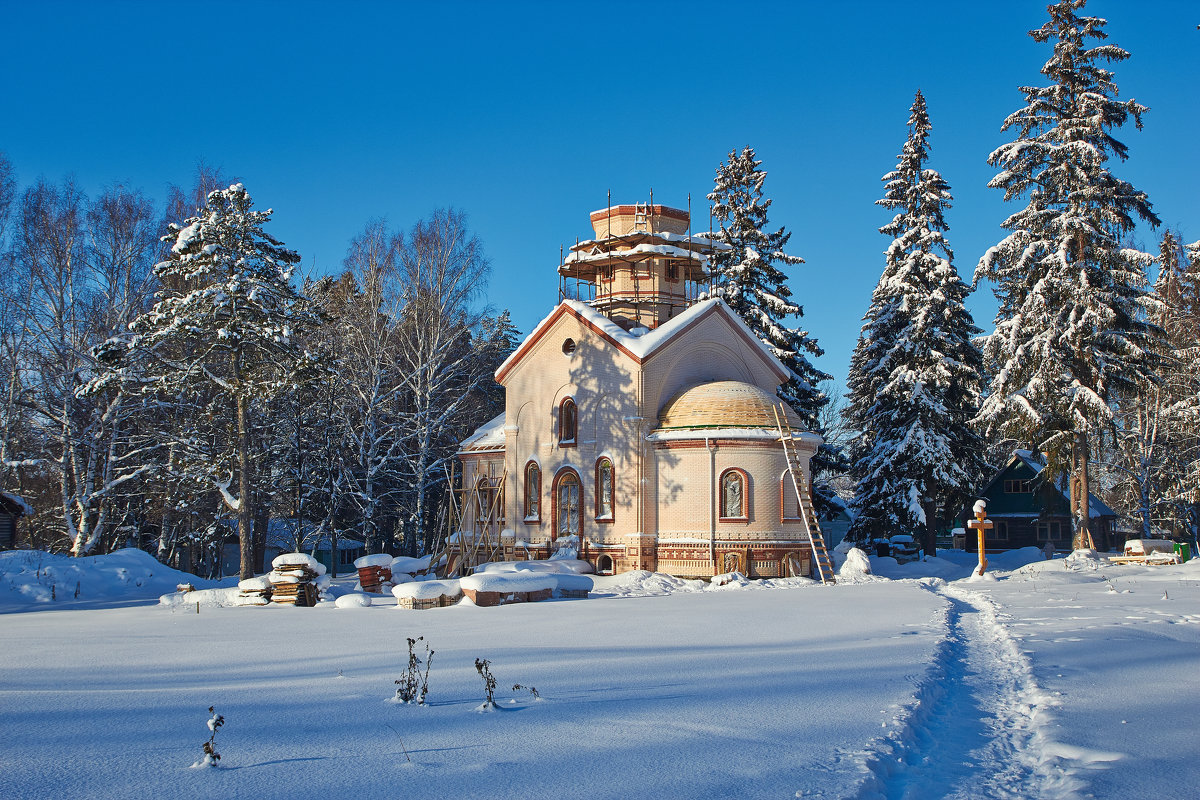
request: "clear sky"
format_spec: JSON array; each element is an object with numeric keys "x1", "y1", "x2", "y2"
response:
[{"x1": 2, "y1": 1, "x2": 1197, "y2": 392}]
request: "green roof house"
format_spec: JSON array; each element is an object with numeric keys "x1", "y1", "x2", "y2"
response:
[{"x1": 962, "y1": 450, "x2": 1116, "y2": 552}]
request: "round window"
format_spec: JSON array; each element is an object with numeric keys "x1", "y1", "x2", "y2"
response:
[{"x1": 562, "y1": 338, "x2": 577, "y2": 355}]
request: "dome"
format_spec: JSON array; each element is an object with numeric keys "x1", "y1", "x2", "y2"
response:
[{"x1": 657, "y1": 381, "x2": 805, "y2": 431}]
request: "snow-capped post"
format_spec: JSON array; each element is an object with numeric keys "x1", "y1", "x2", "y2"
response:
[{"x1": 967, "y1": 499, "x2": 992, "y2": 576}]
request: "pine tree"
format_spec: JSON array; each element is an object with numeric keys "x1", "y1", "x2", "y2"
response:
[
  {"x1": 93, "y1": 183, "x2": 319, "y2": 578},
  {"x1": 974, "y1": 0, "x2": 1160, "y2": 550},
  {"x1": 846, "y1": 91, "x2": 986, "y2": 551},
  {"x1": 705, "y1": 146, "x2": 844, "y2": 512}
]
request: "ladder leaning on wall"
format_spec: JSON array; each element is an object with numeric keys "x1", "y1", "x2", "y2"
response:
[{"x1": 773, "y1": 404, "x2": 835, "y2": 585}]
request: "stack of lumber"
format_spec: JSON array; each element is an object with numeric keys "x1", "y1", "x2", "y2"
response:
[
  {"x1": 269, "y1": 553, "x2": 324, "y2": 606},
  {"x1": 354, "y1": 553, "x2": 394, "y2": 593},
  {"x1": 235, "y1": 577, "x2": 272, "y2": 606},
  {"x1": 459, "y1": 573, "x2": 557, "y2": 607},
  {"x1": 553, "y1": 574, "x2": 593, "y2": 599},
  {"x1": 391, "y1": 579, "x2": 462, "y2": 610}
]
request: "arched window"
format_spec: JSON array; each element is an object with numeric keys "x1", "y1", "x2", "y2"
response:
[
  {"x1": 719, "y1": 469, "x2": 748, "y2": 521},
  {"x1": 595, "y1": 457, "x2": 614, "y2": 521},
  {"x1": 559, "y1": 398, "x2": 577, "y2": 446},
  {"x1": 553, "y1": 469, "x2": 582, "y2": 540},
  {"x1": 524, "y1": 461, "x2": 541, "y2": 522}
]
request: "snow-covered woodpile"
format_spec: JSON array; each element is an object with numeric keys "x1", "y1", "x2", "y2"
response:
[
  {"x1": 268, "y1": 554, "x2": 328, "y2": 606},
  {"x1": 459, "y1": 573, "x2": 557, "y2": 608},
  {"x1": 236, "y1": 577, "x2": 272, "y2": 606},
  {"x1": 354, "y1": 554, "x2": 394, "y2": 593},
  {"x1": 391, "y1": 579, "x2": 462, "y2": 610}
]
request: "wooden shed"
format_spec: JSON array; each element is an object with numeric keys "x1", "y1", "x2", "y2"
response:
[{"x1": 0, "y1": 491, "x2": 32, "y2": 550}]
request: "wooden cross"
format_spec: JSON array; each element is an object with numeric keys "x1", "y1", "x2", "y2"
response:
[{"x1": 967, "y1": 504, "x2": 993, "y2": 576}]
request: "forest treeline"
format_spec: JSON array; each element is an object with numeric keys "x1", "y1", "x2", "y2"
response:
[{"x1": 0, "y1": 162, "x2": 515, "y2": 577}]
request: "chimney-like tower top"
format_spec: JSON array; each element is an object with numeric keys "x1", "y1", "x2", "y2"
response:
[{"x1": 589, "y1": 204, "x2": 690, "y2": 238}]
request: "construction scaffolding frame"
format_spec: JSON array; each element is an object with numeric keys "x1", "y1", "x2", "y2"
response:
[{"x1": 434, "y1": 461, "x2": 507, "y2": 578}]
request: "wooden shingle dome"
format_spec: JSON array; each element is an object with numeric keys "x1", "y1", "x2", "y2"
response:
[{"x1": 657, "y1": 381, "x2": 805, "y2": 430}]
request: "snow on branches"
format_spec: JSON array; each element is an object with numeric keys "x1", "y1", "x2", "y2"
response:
[
  {"x1": 847, "y1": 91, "x2": 986, "y2": 545},
  {"x1": 974, "y1": 0, "x2": 1160, "y2": 480}
]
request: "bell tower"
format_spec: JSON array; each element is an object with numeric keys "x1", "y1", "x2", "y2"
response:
[{"x1": 557, "y1": 202, "x2": 724, "y2": 330}]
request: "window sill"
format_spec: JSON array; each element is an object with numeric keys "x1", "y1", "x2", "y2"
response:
[{"x1": 718, "y1": 516, "x2": 749, "y2": 523}]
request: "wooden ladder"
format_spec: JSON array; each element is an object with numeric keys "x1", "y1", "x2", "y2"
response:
[
  {"x1": 633, "y1": 202, "x2": 650, "y2": 231},
  {"x1": 773, "y1": 404, "x2": 835, "y2": 585}
]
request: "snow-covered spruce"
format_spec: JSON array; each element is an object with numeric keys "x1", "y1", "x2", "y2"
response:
[
  {"x1": 704, "y1": 146, "x2": 845, "y2": 514},
  {"x1": 973, "y1": 0, "x2": 1160, "y2": 547},
  {"x1": 847, "y1": 91, "x2": 986, "y2": 550}
]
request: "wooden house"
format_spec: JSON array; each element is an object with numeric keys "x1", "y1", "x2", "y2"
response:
[
  {"x1": 0, "y1": 491, "x2": 32, "y2": 550},
  {"x1": 963, "y1": 450, "x2": 1117, "y2": 552}
]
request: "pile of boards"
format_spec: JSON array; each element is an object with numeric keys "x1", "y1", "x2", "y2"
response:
[
  {"x1": 1109, "y1": 539, "x2": 1184, "y2": 566},
  {"x1": 391, "y1": 580, "x2": 463, "y2": 610},
  {"x1": 269, "y1": 553, "x2": 326, "y2": 606},
  {"x1": 234, "y1": 554, "x2": 331, "y2": 607},
  {"x1": 236, "y1": 576, "x2": 272, "y2": 606}
]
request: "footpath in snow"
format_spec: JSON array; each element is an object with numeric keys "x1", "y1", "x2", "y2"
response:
[{"x1": 2, "y1": 546, "x2": 1199, "y2": 799}]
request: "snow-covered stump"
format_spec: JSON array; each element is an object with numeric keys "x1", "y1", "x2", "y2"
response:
[
  {"x1": 459, "y1": 573, "x2": 558, "y2": 607},
  {"x1": 269, "y1": 553, "x2": 325, "y2": 607},
  {"x1": 354, "y1": 554, "x2": 394, "y2": 593}
]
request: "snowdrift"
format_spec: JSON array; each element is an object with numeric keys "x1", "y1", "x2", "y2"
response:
[{"x1": 0, "y1": 548, "x2": 223, "y2": 610}]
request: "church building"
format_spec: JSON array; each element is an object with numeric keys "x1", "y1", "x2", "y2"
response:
[{"x1": 454, "y1": 203, "x2": 825, "y2": 579}]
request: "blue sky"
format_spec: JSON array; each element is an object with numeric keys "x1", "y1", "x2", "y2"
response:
[{"x1": 2, "y1": 1, "x2": 1197, "y2": 391}]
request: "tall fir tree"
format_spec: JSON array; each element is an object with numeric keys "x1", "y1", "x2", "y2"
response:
[
  {"x1": 706, "y1": 146, "x2": 845, "y2": 513},
  {"x1": 92, "y1": 183, "x2": 319, "y2": 578},
  {"x1": 974, "y1": 0, "x2": 1159, "y2": 550},
  {"x1": 846, "y1": 91, "x2": 986, "y2": 551}
]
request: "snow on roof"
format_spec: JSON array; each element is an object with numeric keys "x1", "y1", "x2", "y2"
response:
[
  {"x1": 459, "y1": 412, "x2": 506, "y2": 452},
  {"x1": 494, "y1": 298, "x2": 788, "y2": 383},
  {"x1": 570, "y1": 229, "x2": 731, "y2": 253},
  {"x1": 1001, "y1": 450, "x2": 1116, "y2": 518},
  {"x1": 0, "y1": 491, "x2": 33, "y2": 516}
]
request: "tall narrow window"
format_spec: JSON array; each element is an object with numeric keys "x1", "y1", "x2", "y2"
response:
[
  {"x1": 595, "y1": 457, "x2": 614, "y2": 521},
  {"x1": 780, "y1": 471, "x2": 801, "y2": 521},
  {"x1": 719, "y1": 469, "x2": 748, "y2": 520},
  {"x1": 524, "y1": 461, "x2": 541, "y2": 522},
  {"x1": 559, "y1": 397, "x2": 577, "y2": 446},
  {"x1": 555, "y1": 470, "x2": 582, "y2": 539}
]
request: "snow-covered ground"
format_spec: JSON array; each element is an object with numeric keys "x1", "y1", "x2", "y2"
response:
[{"x1": 1, "y1": 547, "x2": 1198, "y2": 799}]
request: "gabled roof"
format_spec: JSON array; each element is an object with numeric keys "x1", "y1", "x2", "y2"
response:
[
  {"x1": 494, "y1": 298, "x2": 788, "y2": 384},
  {"x1": 979, "y1": 450, "x2": 1116, "y2": 518},
  {"x1": 0, "y1": 491, "x2": 32, "y2": 517}
]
